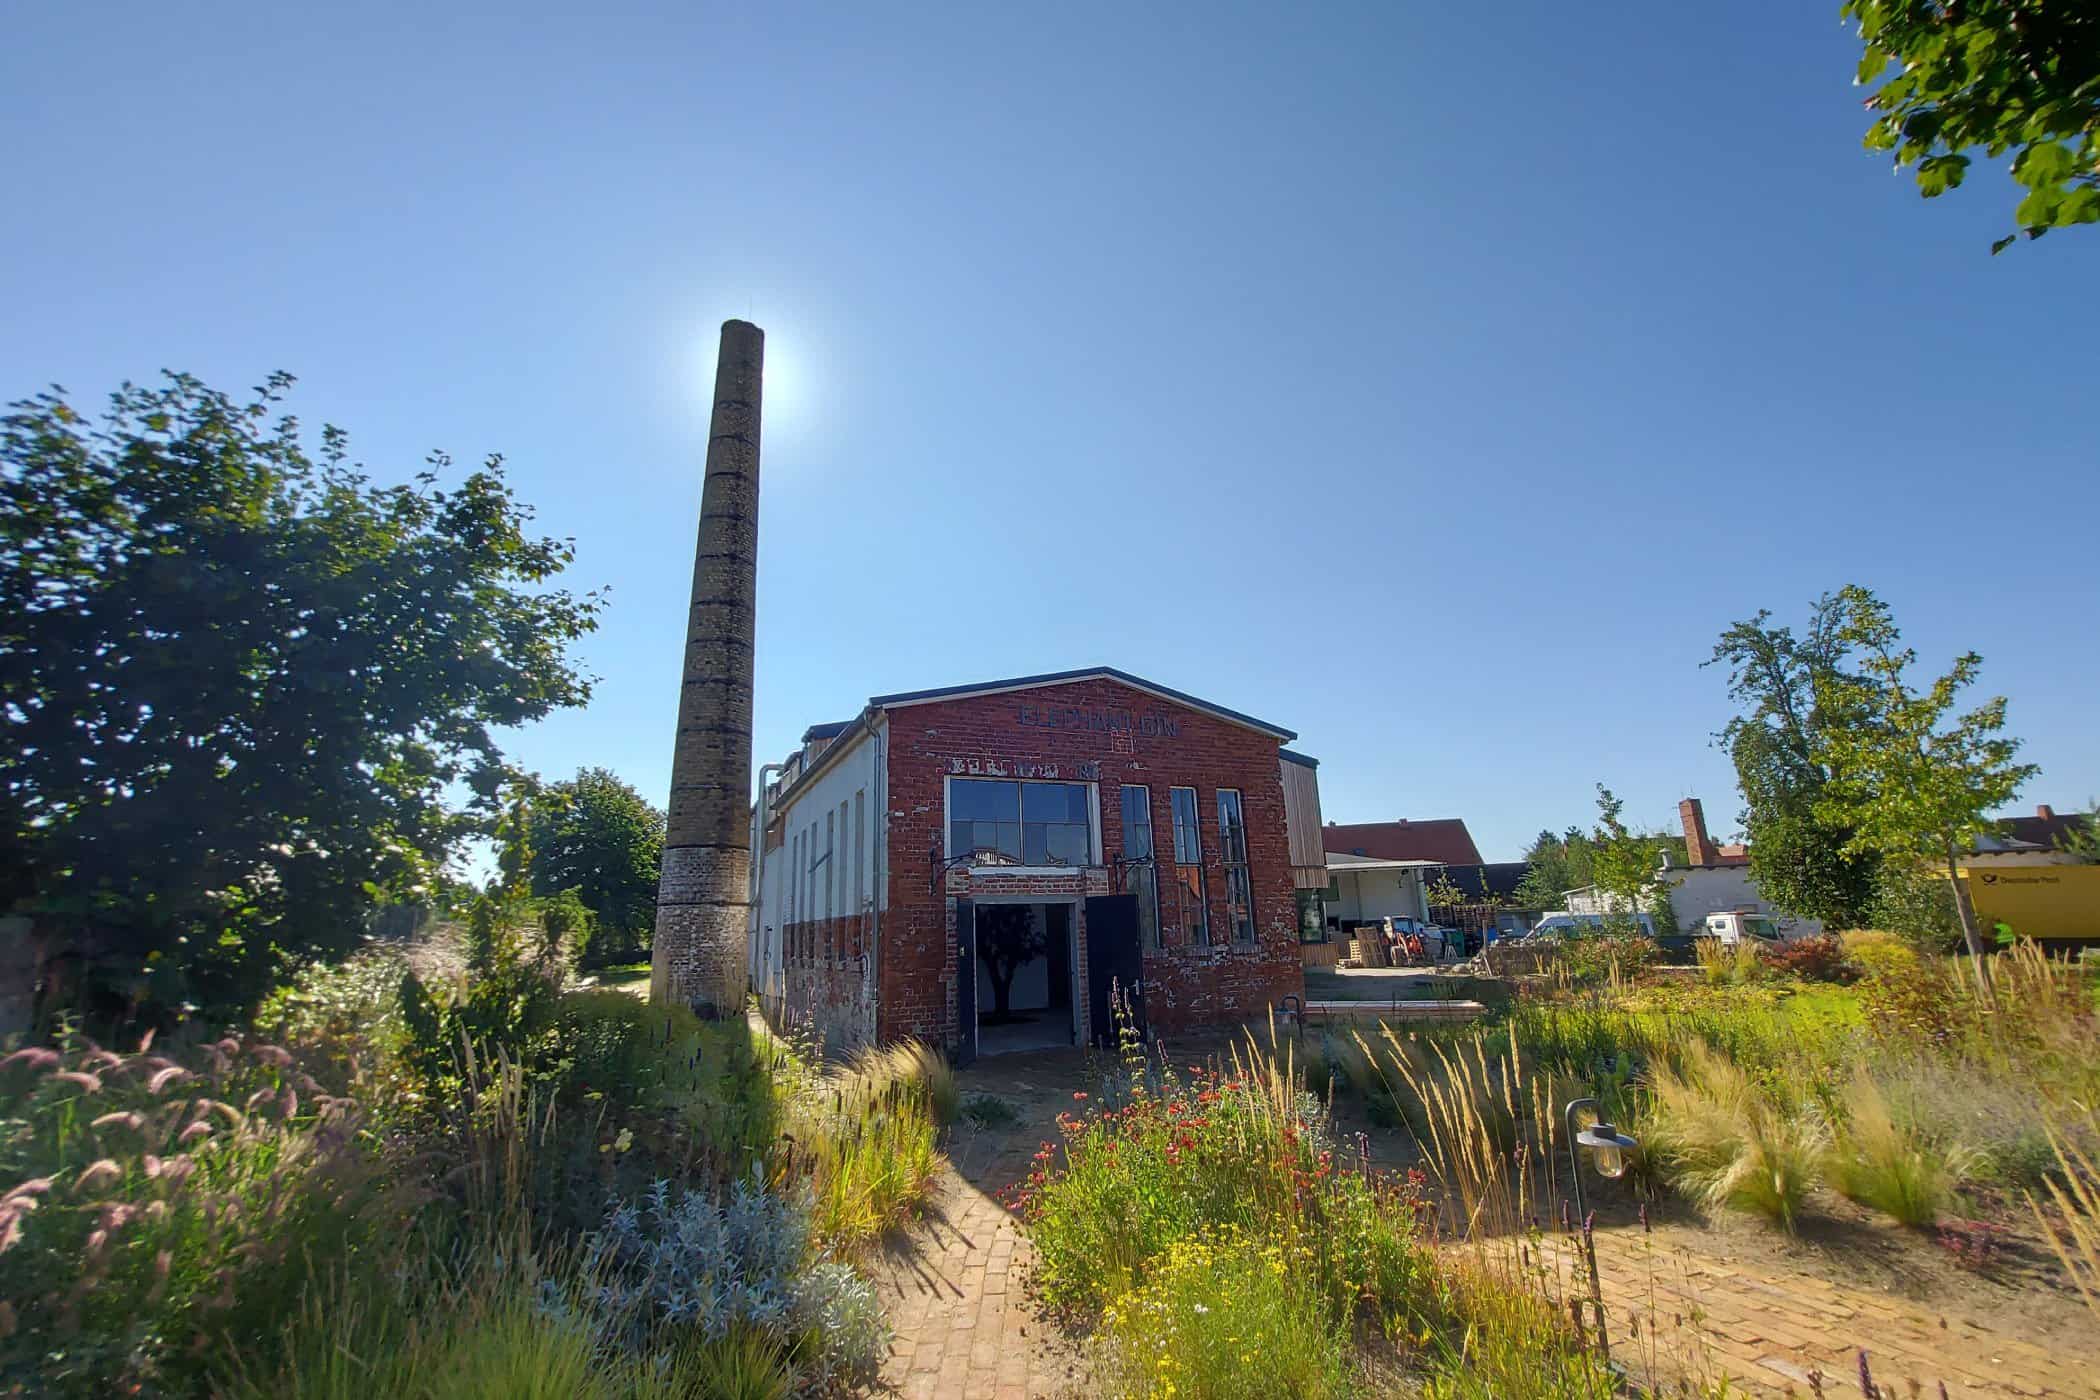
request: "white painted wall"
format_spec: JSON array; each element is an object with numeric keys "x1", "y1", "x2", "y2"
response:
[
  {"x1": 1324, "y1": 868, "x2": 1428, "y2": 927},
  {"x1": 1569, "y1": 868, "x2": 1825, "y2": 937},
  {"x1": 1662, "y1": 866, "x2": 1824, "y2": 937},
  {"x1": 752, "y1": 724, "x2": 884, "y2": 1025}
]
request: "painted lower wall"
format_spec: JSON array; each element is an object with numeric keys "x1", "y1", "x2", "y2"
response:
[{"x1": 756, "y1": 724, "x2": 885, "y2": 1052}]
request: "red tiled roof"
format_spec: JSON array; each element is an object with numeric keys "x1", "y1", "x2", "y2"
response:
[{"x1": 1321, "y1": 819, "x2": 1484, "y2": 867}]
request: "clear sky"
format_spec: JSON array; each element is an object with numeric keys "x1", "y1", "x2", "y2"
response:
[{"x1": 5, "y1": 3, "x2": 2094, "y2": 861}]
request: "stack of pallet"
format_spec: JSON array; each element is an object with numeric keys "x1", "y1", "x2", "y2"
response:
[{"x1": 1348, "y1": 928, "x2": 1389, "y2": 968}]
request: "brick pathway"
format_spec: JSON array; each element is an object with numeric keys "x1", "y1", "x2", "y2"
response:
[
  {"x1": 866, "y1": 1052, "x2": 1093, "y2": 1399},
  {"x1": 1556, "y1": 1228, "x2": 2091, "y2": 1399}
]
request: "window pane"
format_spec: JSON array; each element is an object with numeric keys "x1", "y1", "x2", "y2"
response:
[
  {"x1": 1121, "y1": 786, "x2": 1154, "y2": 860},
  {"x1": 1022, "y1": 782, "x2": 1088, "y2": 823},
  {"x1": 1170, "y1": 787, "x2": 1201, "y2": 864},
  {"x1": 1136, "y1": 869, "x2": 1160, "y2": 952},
  {"x1": 1176, "y1": 864, "x2": 1208, "y2": 947},
  {"x1": 950, "y1": 779, "x2": 1019, "y2": 823}
]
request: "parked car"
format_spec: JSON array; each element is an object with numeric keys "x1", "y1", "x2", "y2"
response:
[
  {"x1": 1700, "y1": 910, "x2": 1788, "y2": 946},
  {"x1": 1524, "y1": 911, "x2": 1661, "y2": 942}
]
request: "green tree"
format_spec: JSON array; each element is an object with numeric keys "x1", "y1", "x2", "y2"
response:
[
  {"x1": 1814, "y1": 585, "x2": 2038, "y2": 967},
  {"x1": 1708, "y1": 597, "x2": 1882, "y2": 928},
  {"x1": 524, "y1": 767, "x2": 665, "y2": 967},
  {"x1": 1514, "y1": 827, "x2": 1595, "y2": 910},
  {"x1": 1845, "y1": 0, "x2": 2100, "y2": 251},
  {"x1": 0, "y1": 373, "x2": 601, "y2": 1025},
  {"x1": 1588, "y1": 786, "x2": 1676, "y2": 930}
]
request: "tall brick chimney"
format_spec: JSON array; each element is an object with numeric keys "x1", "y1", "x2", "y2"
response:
[
  {"x1": 651, "y1": 320, "x2": 763, "y2": 1016},
  {"x1": 1679, "y1": 798, "x2": 1719, "y2": 867}
]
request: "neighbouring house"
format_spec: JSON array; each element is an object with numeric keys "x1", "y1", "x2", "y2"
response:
[
  {"x1": 1966, "y1": 804, "x2": 2095, "y2": 867},
  {"x1": 1565, "y1": 798, "x2": 1825, "y2": 938},
  {"x1": 746, "y1": 667, "x2": 1323, "y2": 1061}
]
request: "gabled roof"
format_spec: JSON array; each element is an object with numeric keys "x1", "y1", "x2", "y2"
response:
[
  {"x1": 1990, "y1": 807, "x2": 2092, "y2": 852},
  {"x1": 1322, "y1": 819, "x2": 1484, "y2": 867},
  {"x1": 867, "y1": 666, "x2": 1296, "y2": 741}
]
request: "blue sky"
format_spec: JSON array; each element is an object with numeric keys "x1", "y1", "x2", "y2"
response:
[{"x1": 5, "y1": 3, "x2": 2093, "y2": 861}]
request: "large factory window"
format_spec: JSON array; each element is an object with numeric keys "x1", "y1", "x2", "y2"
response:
[
  {"x1": 948, "y1": 779, "x2": 1093, "y2": 865},
  {"x1": 1120, "y1": 785, "x2": 1161, "y2": 952},
  {"x1": 1217, "y1": 788, "x2": 1255, "y2": 944},
  {"x1": 1169, "y1": 786, "x2": 1210, "y2": 948}
]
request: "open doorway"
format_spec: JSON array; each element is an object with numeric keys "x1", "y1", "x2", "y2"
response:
[{"x1": 973, "y1": 901, "x2": 1077, "y2": 1056}]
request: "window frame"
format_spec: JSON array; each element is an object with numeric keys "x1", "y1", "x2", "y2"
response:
[
  {"x1": 1217, "y1": 787, "x2": 1255, "y2": 945},
  {"x1": 1168, "y1": 786, "x2": 1209, "y2": 949},
  {"x1": 1120, "y1": 784, "x2": 1161, "y2": 953},
  {"x1": 944, "y1": 775, "x2": 1097, "y2": 868}
]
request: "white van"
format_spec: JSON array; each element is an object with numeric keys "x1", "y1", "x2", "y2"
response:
[{"x1": 1702, "y1": 911, "x2": 1787, "y2": 946}]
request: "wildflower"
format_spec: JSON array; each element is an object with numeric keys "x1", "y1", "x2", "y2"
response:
[
  {"x1": 146, "y1": 1065, "x2": 189, "y2": 1094},
  {"x1": 73, "y1": 1159, "x2": 124, "y2": 1195},
  {"x1": 179, "y1": 1121, "x2": 214, "y2": 1144},
  {"x1": 52, "y1": 1070, "x2": 103, "y2": 1093},
  {"x1": 1073, "y1": 1091, "x2": 1088, "y2": 1101},
  {"x1": 91, "y1": 1110, "x2": 145, "y2": 1134},
  {"x1": 0, "y1": 1048, "x2": 60, "y2": 1074}
]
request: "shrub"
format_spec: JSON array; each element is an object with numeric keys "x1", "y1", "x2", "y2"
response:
[
  {"x1": 1829, "y1": 1070, "x2": 1966, "y2": 1226},
  {"x1": 1693, "y1": 937, "x2": 1763, "y2": 987},
  {"x1": 961, "y1": 1092, "x2": 1020, "y2": 1130},
  {"x1": 1097, "y1": 1232, "x2": 1351, "y2": 1400},
  {"x1": 1019, "y1": 1042, "x2": 1430, "y2": 1331},
  {"x1": 0, "y1": 1032, "x2": 383, "y2": 1396},
  {"x1": 254, "y1": 948, "x2": 414, "y2": 1096},
  {"x1": 1760, "y1": 934, "x2": 1860, "y2": 985},
  {"x1": 847, "y1": 1039, "x2": 959, "y2": 1127},
  {"x1": 1936, "y1": 1217, "x2": 2010, "y2": 1275},
  {"x1": 1559, "y1": 930, "x2": 1664, "y2": 987},
  {"x1": 794, "y1": 1059, "x2": 942, "y2": 1251},
  {"x1": 580, "y1": 1175, "x2": 889, "y2": 1391},
  {"x1": 1643, "y1": 1042, "x2": 1826, "y2": 1233}
]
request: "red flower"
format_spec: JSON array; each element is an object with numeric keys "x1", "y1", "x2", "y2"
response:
[{"x1": 1073, "y1": 1091, "x2": 1088, "y2": 1101}]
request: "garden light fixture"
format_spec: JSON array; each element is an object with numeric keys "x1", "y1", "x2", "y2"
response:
[{"x1": 1563, "y1": 1097, "x2": 1638, "y2": 1222}]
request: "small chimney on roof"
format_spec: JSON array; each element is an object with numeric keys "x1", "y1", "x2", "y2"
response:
[
  {"x1": 1680, "y1": 797, "x2": 1719, "y2": 867},
  {"x1": 2037, "y1": 803, "x2": 2056, "y2": 820}
]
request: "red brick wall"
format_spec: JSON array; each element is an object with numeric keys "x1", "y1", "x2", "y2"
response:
[
  {"x1": 779, "y1": 911, "x2": 875, "y2": 1051},
  {"x1": 878, "y1": 677, "x2": 1304, "y2": 1048}
]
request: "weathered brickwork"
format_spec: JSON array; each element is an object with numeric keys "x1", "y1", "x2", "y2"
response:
[
  {"x1": 777, "y1": 912, "x2": 876, "y2": 1051},
  {"x1": 652, "y1": 320, "x2": 763, "y2": 1015},
  {"x1": 879, "y1": 677, "x2": 1303, "y2": 1050}
]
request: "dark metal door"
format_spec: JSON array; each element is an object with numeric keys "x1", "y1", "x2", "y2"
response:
[
  {"x1": 1083, "y1": 894, "x2": 1146, "y2": 1049},
  {"x1": 953, "y1": 898, "x2": 977, "y2": 1067}
]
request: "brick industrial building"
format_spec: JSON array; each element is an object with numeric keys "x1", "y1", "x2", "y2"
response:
[{"x1": 747, "y1": 668, "x2": 1326, "y2": 1060}]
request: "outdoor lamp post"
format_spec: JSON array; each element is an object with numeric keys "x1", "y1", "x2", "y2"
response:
[{"x1": 1563, "y1": 1097, "x2": 1638, "y2": 1223}]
